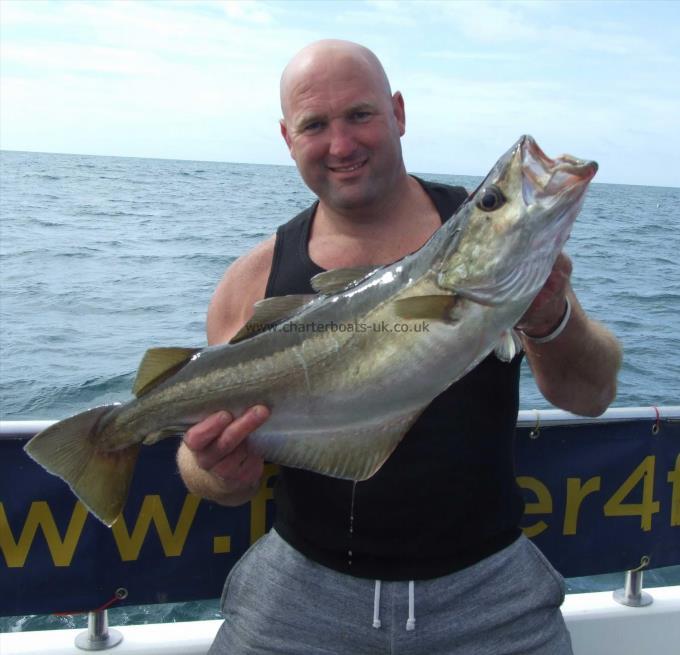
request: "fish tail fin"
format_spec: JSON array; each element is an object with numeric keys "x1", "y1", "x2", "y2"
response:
[{"x1": 24, "y1": 404, "x2": 139, "y2": 526}]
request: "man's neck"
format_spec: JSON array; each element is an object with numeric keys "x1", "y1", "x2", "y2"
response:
[
  {"x1": 315, "y1": 172, "x2": 416, "y2": 230},
  {"x1": 309, "y1": 174, "x2": 442, "y2": 269}
]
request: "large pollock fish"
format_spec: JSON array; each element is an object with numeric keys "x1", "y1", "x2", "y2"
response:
[{"x1": 25, "y1": 135, "x2": 598, "y2": 526}]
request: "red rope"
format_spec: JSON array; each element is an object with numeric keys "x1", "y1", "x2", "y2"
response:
[
  {"x1": 53, "y1": 592, "x2": 121, "y2": 617},
  {"x1": 652, "y1": 405, "x2": 661, "y2": 434}
]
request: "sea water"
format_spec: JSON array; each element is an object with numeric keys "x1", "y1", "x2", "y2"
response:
[{"x1": 1, "y1": 150, "x2": 679, "y2": 631}]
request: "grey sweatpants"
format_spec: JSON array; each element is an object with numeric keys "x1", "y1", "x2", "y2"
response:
[{"x1": 209, "y1": 529, "x2": 573, "y2": 654}]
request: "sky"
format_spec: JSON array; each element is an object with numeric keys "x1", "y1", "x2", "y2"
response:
[{"x1": 1, "y1": 0, "x2": 678, "y2": 187}]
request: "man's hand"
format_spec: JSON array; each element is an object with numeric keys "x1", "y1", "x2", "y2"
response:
[
  {"x1": 178, "y1": 406, "x2": 270, "y2": 505},
  {"x1": 516, "y1": 252, "x2": 572, "y2": 338},
  {"x1": 514, "y1": 252, "x2": 621, "y2": 416}
]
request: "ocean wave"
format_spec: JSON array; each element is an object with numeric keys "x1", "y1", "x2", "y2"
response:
[
  {"x1": 2, "y1": 373, "x2": 134, "y2": 419},
  {"x1": 23, "y1": 173, "x2": 62, "y2": 180},
  {"x1": 74, "y1": 209, "x2": 156, "y2": 218},
  {"x1": 31, "y1": 218, "x2": 63, "y2": 227},
  {"x1": 53, "y1": 246, "x2": 103, "y2": 256}
]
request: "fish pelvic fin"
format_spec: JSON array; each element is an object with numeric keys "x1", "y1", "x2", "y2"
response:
[
  {"x1": 494, "y1": 329, "x2": 524, "y2": 362},
  {"x1": 133, "y1": 347, "x2": 201, "y2": 397},
  {"x1": 24, "y1": 404, "x2": 139, "y2": 526}
]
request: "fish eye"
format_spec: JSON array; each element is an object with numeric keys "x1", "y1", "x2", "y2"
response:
[{"x1": 476, "y1": 185, "x2": 506, "y2": 212}]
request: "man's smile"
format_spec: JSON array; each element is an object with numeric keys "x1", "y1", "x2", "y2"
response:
[{"x1": 327, "y1": 159, "x2": 368, "y2": 173}]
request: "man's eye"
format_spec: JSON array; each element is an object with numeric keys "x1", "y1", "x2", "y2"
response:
[
  {"x1": 352, "y1": 111, "x2": 371, "y2": 122},
  {"x1": 303, "y1": 121, "x2": 324, "y2": 133}
]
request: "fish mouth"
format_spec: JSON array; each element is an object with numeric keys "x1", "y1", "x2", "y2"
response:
[{"x1": 520, "y1": 135, "x2": 597, "y2": 206}]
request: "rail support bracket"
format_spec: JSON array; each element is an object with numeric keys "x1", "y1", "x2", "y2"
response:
[
  {"x1": 613, "y1": 558, "x2": 654, "y2": 608},
  {"x1": 75, "y1": 609, "x2": 123, "y2": 651}
]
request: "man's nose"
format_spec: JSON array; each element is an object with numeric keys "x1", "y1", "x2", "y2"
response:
[{"x1": 328, "y1": 121, "x2": 356, "y2": 159}]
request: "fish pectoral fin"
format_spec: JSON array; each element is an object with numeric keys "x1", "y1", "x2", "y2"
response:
[
  {"x1": 229, "y1": 295, "x2": 316, "y2": 344},
  {"x1": 24, "y1": 404, "x2": 138, "y2": 527},
  {"x1": 494, "y1": 329, "x2": 524, "y2": 362},
  {"x1": 133, "y1": 347, "x2": 201, "y2": 397},
  {"x1": 310, "y1": 267, "x2": 377, "y2": 294},
  {"x1": 393, "y1": 295, "x2": 459, "y2": 321},
  {"x1": 250, "y1": 411, "x2": 423, "y2": 481}
]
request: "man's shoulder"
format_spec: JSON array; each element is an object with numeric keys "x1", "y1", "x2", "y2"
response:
[
  {"x1": 236, "y1": 234, "x2": 277, "y2": 273},
  {"x1": 207, "y1": 235, "x2": 277, "y2": 344},
  {"x1": 412, "y1": 176, "x2": 468, "y2": 220},
  {"x1": 207, "y1": 197, "x2": 318, "y2": 345}
]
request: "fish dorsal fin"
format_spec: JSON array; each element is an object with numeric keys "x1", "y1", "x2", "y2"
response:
[
  {"x1": 133, "y1": 347, "x2": 200, "y2": 397},
  {"x1": 393, "y1": 295, "x2": 460, "y2": 321},
  {"x1": 310, "y1": 267, "x2": 376, "y2": 294},
  {"x1": 229, "y1": 294, "x2": 315, "y2": 344}
]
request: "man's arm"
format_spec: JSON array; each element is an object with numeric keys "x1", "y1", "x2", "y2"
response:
[
  {"x1": 517, "y1": 253, "x2": 622, "y2": 417},
  {"x1": 176, "y1": 236, "x2": 276, "y2": 506}
]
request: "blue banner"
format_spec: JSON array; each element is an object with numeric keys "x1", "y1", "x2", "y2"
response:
[
  {"x1": 1, "y1": 413, "x2": 679, "y2": 616},
  {"x1": 516, "y1": 416, "x2": 679, "y2": 578}
]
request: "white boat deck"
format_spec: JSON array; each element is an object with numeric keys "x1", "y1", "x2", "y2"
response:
[{"x1": 2, "y1": 585, "x2": 679, "y2": 654}]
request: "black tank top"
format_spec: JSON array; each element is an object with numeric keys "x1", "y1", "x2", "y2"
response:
[{"x1": 265, "y1": 177, "x2": 524, "y2": 580}]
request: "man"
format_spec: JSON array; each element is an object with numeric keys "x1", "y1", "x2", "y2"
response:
[{"x1": 178, "y1": 40, "x2": 621, "y2": 654}]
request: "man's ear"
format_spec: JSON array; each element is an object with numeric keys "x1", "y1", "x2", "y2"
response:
[
  {"x1": 392, "y1": 91, "x2": 405, "y2": 136},
  {"x1": 280, "y1": 119, "x2": 295, "y2": 160}
]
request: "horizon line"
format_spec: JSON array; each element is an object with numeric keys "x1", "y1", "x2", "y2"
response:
[{"x1": 1, "y1": 148, "x2": 677, "y2": 190}]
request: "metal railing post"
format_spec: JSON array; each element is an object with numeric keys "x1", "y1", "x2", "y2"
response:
[
  {"x1": 74, "y1": 588, "x2": 127, "y2": 650},
  {"x1": 613, "y1": 556, "x2": 653, "y2": 607},
  {"x1": 74, "y1": 609, "x2": 123, "y2": 651}
]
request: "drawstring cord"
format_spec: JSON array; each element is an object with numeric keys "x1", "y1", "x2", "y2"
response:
[
  {"x1": 373, "y1": 580, "x2": 382, "y2": 628},
  {"x1": 406, "y1": 580, "x2": 416, "y2": 631},
  {"x1": 372, "y1": 580, "x2": 416, "y2": 631}
]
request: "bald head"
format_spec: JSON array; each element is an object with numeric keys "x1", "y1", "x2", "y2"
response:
[
  {"x1": 278, "y1": 39, "x2": 408, "y2": 214},
  {"x1": 280, "y1": 40, "x2": 392, "y2": 118}
]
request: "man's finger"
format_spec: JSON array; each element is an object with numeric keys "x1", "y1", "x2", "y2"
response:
[
  {"x1": 184, "y1": 411, "x2": 232, "y2": 451},
  {"x1": 190, "y1": 405, "x2": 269, "y2": 472},
  {"x1": 215, "y1": 405, "x2": 270, "y2": 452}
]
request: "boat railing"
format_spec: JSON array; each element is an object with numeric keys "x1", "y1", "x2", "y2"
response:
[
  {"x1": 1, "y1": 406, "x2": 679, "y2": 651},
  {"x1": 2, "y1": 405, "x2": 678, "y2": 438}
]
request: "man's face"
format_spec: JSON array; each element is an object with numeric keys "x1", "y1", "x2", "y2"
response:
[{"x1": 280, "y1": 55, "x2": 406, "y2": 213}]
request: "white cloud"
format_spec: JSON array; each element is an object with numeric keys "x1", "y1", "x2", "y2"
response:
[
  {"x1": 420, "y1": 50, "x2": 523, "y2": 62},
  {"x1": 2, "y1": 43, "x2": 167, "y2": 76},
  {"x1": 0, "y1": 0, "x2": 678, "y2": 186},
  {"x1": 337, "y1": 0, "x2": 416, "y2": 27},
  {"x1": 218, "y1": 0, "x2": 274, "y2": 24}
]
